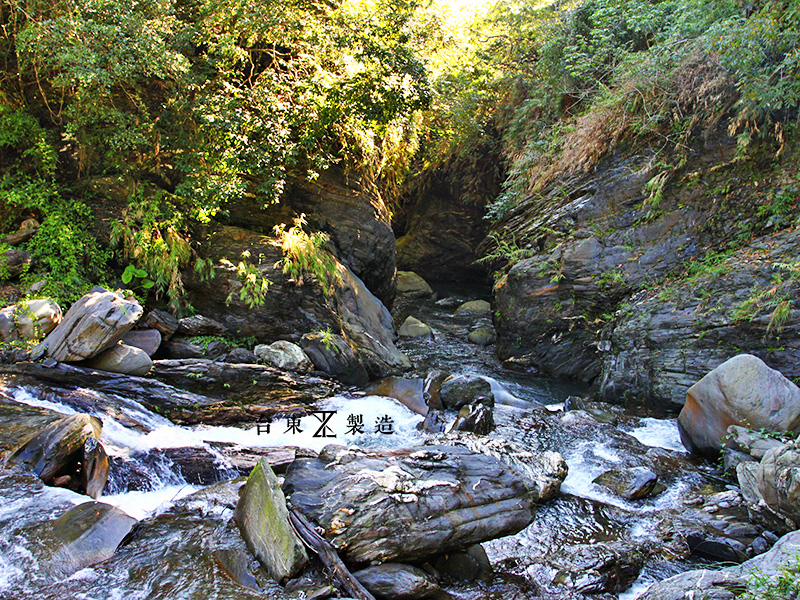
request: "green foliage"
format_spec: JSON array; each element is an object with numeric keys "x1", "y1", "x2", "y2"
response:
[
  {"x1": 110, "y1": 192, "x2": 191, "y2": 312},
  {"x1": 273, "y1": 215, "x2": 341, "y2": 294},
  {"x1": 223, "y1": 251, "x2": 271, "y2": 310}
]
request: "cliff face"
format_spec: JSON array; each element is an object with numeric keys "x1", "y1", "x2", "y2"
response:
[{"x1": 491, "y1": 130, "x2": 800, "y2": 411}]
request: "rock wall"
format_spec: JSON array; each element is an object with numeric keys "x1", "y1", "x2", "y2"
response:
[
  {"x1": 224, "y1": 165, "x2": 397, "y2": 305},
  {"x1": 492, "y1": 133, "x2": 800, "y2": 411}
]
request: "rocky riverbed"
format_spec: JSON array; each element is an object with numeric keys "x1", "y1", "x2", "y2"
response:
[{"x1": 1, "y1": 280, "x2": 799, "y2": 600}]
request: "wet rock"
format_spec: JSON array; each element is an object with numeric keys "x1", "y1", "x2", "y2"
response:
[
  {"x1": 528, "y1": 451, "x2": 569, "y2": 502},
  {"x1": 30, "y1": 501, "x2": 137, "y2": 579},
  {"x1": 354, "y1": 563, "x2": 443, "y2": 599},
  {"x1": 435, "y1": 544, "x2": 492, "y2": 582},
  {"x1": 440, "y1": 375, "x2": 494, "y2": 410},
  {"x1": 398, "y1": 315, "x2": 433, "y2": 339},
  {"x1": 2, "y1": 361, "x2": 336, "y2": 426},
  {"x1": 593, "y1": 466, "x2": 660, "y2": 500},
  {"x1": 467, "y1": 327, "x2": 496, "y2": 346},
  {"x1": 563, "y1": 395, "x2": 587, "y2": 411},
  {"x1": 0, "y1": 246, "x2": 31, "y2": 278},
  {"x1": 285, "y1": 568, "x2": 337, "y2": 600},
  {"x1": 7, "y1": 413, "x2": 102, "y2": 485},
  {"x1": 234, "y1": 458, "x2": 308, "y2": 582},
  {"x1": 301, "y1": 332, "x2": 369, "y2": 386},
  {"x1": 84, "y1": 342, "x2": 153, "y2": 376},
  {"x1": 365, "y1": 376, "x2": 427, "y2": 415},
  {"x1": 0, "y1": 399, "x2": 64, "y2": 456},
  {"x1": 396, "y1": 271, "x2": 434, "y2": 297},
  {"x1": 424, "y1": 370, "x2": 449, "y2": 410},
  {"x1": 81, "y1": 436, "x2": 109, "y2": 499},
  {"x1": 282, "y1": 444, "x2": 536, "y2": 564},
  {"x1": 35, "y1": 289, "x2": 143, "y2": 362},
  {"x1": 178, "y1": 314, "x2": 227, "y2": 336},
  {"x1": 254, "y1": 340, "x2": 312, "y2": 372},
  {"x1": 679, "y1": 355, "x2": 800, "y2": 457},
  {"x1": 551, "y1": 542, "x2": 643, "y2": 594},
  {"x1": 450, "y1": 402, "x2": 495, "y2": 435},
  {"x1": 122, "y1": 328, "x2": 162, "y2": 356},
  {"x1": 686, "y1": 531, "x2": 748, "y2": 563},
  {"x1": 419, "y1": 409, "x2": 447, "y2": 433},
  {"x1": 0, "y1": 298, "x2": 62, "y2": 342},
  {"x1": 455, "y1": 300, "x2": 491, "y2": 316},
  {"x1": 144, "y1": 308, "x2": 179, "y2": 340}
]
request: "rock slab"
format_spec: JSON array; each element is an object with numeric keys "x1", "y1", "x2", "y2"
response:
[
  {"x1": 234, "y1": 458, "x2": 308, "y2": 582},
  {"x1": 282, "y1": 444, "x2": 536, "y2": 564},
  {"x1": 85, "y1": 342, "x2": 153, "y2": 376},
  {"x1": 35, "y1": 290, "x2": 143, "y2": 362},
  {"x1": 0, "y1": 298, "x2": 62, "y2": 342}
]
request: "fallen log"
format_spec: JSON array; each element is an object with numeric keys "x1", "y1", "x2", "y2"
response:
[{"x1": 288, "y1": 507, "x2": 376, "y2": 600}]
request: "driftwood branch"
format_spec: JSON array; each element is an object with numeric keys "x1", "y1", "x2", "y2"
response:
[{"x1": 288, "y1": 507, "x2": 376, "y2": 600}]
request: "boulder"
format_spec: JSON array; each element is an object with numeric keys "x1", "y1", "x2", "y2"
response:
[
  {"x1": 0, "y1": 298, "x2": 62, "y2": 342},
  {"x1": 354, "y1": 563, "x2": 442, "y2": 600},
  {"x1": 30, "y1": 502, "x2": 137, "y2": 580},
  {"x1": 551, "y1": 543, "x2": 643, "y2": 594},
  {"x1": 144, "y1": 308, "x2": 179, "y2": 340},
  {"x1": 686, "y1": 531, "x2": 748, "y2": 564},
  {"x1": 35, "y1": 290, "x2": 143, "y2": 362},
  {"x1": 282, "y1": 444, "x2": 536, "y2": 564},
  {"x1": 121, "y1": 328, "x2": 162, "y2": 356},
  {"x1": 177, "y1": 314, "x2": 227, "y2": 336},
  {"x1": 725, "y1": 425, "x2": 786, "y2": 459},
  {"x1": 419, "y1": 409, "x2": 447, "y2": 433},
  {"x1": 455, "y1": 300, "x2": 491, "y2": 316},
  {"x1": 254, "y1": 340, "x2": 313, "y2": 372},
  {"x1": 450, "y1": 402, "x2": 495, "y2": 435},
  {"x1": 396, "y1": 271, "x2": 434, "y2": 297},
  {"x1": 162, "y1": 336, "x2": 228, "y2": 360},
  {"x1": 398, "y1": 315, "x2": 433, "y2": 339},
  {"x1": 301, "y1": 332, "x2": 369, "y2": 387},
  {"x1": 364, "y1": 377, "x2": 427, "y2": 415},
  {"x1": 7, "y1": 413, "x2": 102, "y2": 485},
  {"x1": 593, "y1": 466, "x2": 660, "y2": 500},
  {"x1": 0, "y1": 246, "x2": 31, "y2": 278},
  {"x1": 84, "y1": 343, "x2": 153, "y2": 376},
  {"x1": 225, "y1": 347, "x2": 259, "y2": 363},
  {"x1": 678, "y1": 355, "x2": 800, "y2": 456},
  {"x1": 234, "y1": 458, "x2": 308, "y2": 582},
  {"x1": 467, "y1": 327, "x2": 496, "y2": 346},
  {"x1": 424, "y1": 370, "x2": 449, "y2": 410},
  {"x1": 440, "y1": 375, "x2": 494, "y2": 410}
]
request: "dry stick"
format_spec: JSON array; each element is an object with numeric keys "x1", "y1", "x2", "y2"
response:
[{"x1": 288, "y1": 507, "x2": 376, "y2": 600}]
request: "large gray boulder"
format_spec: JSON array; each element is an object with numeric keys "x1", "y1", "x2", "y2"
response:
[
  {"x1": 234, "y1": 458, "x2": 308, "y2": 582},
  {"x1": 440, "y1": 375, "x2": 494, "y2": 410},
  {"x1": 35, "y1": 290, "x2": 143, "y2": 362},
  {"x1": 84, "y1": 342, "x2": 153, "y2": 376},
  {"x1": 0, "y1": 298, "x2": 62, "y2": 342},
  {"x1": 301, "y1": 331, "x2": 369, "y2": 386},
  {"x1": 678, "y1": 355, "x2": 800, "y2": 456},
  {"x1": 254, "y1": 340, "x2": 312, "y2": 372},
  {"x1": 282, "y1": 444, "x2": 536, "y2": 564},
  {"x1": 121, "y1": 329, "x2": 162, "y2": 356}
]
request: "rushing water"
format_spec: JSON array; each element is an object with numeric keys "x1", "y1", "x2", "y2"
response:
[{"x1": 0, "y1": 294, "x2": 730, "y2": 599}]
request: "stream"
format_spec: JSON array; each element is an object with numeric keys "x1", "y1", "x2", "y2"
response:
[{"x1": 0, "y1": 292, "x2": 751, "y2": 599}]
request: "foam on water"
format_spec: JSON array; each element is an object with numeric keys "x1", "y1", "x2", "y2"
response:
[
  {"x1": 10, "y1": 387, "x2": 78, "y2": 415},
  {"x1": 628, "y1": 418, "x2": 687, "y2": 453},
  {"x1": 101, "y1": 485, "x2": 201, "y2": 521}
]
